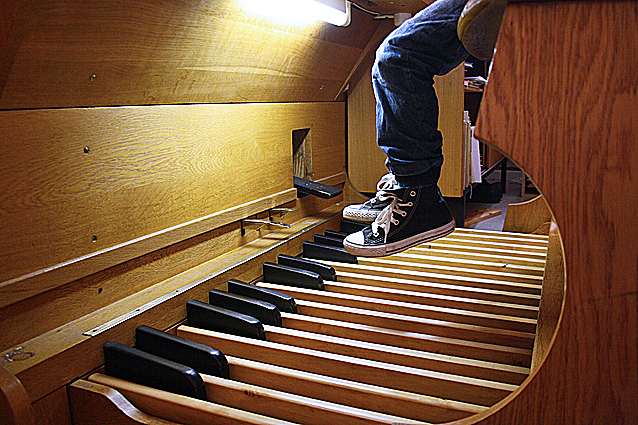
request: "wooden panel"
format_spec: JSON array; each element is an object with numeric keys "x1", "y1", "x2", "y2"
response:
[
  {"x1": 0, "y1": 205, "x2": 342, "y2": 404},
  {"x1": 502, "y1": 195, "x2": 553, "y2": 234},
  {"x1": 347, "y1": 59, "x2": 467, "y2": 196},
  {"x1": 0, "y1": 101, "x2": 344, "y2": 309},
  {"x1": 0, "y1": 0, "x2": 379, "y2": 109},
  {"x1": 530, "y1": 222, "x2": 564, "y2": 372},
  {"x1": 465, "y1": 1, "x2": 638, "y2": 423},
  {"x1": 79, "y1": 377, "x2": 294, "y2": 425},
  {"x1": 0, "y1": 364, "x2": 34, "y2": 425},
  {"x1": 68, "y1": 380, "x2": 181, "y2": 425},
  {"x1": 346, "y1": 20, "x2": 392, "y2": 195},
  {"x1": 437, "y1": 63, "x2": 467, "y2": 197}
]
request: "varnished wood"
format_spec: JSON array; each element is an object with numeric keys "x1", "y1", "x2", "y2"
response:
[
  {"x1": 501, "y1": 195, "x2": 553, "y2": 234},
  {"x1": 324, "y1": 261, "x2": 544, "y2": 294},
  {"x1": 530, "y1": 222, "x2": 564, "y2": 372},
  {"x1": 0, "y1": 1, "x2": 379, "y2": 109},
  {"x1": 68, "y1": 380, "x2": 180, "y2": 425},
  {"x1": 467, "y1": 1, "x2": 638, "y2": 423},
  {"x1": 348, "y1": 61, "x2": 468, "y2": 197},
  {"x1": 225, "y1": 355, "x2": 483, "y2": 423},
  {"x1": 259, "y1": 283, "x2": 538, "y2": 333},
  {"x1": 324, "y1": 271, "x2": 542, "y2": 306},
  {"x1": 350, "y1": 257, "x2": 544, "y2": 284},
  {"x1": 177, "y1": 326, "x2": 517, "y2": 406},
  {"x1": 0, "y1": 102, "x2": 346, "y2": 309},
  {"x1": 261, "y1": 325, "x2": 530, "y2": 384},
  {"x1": 86, "y1": 375, "x2": 297, "y2": 425},
  {"x1": 280, "y1": 313, "x2": 532, "y2": 367},
  {"x1": 293, "y1": 299, "x2": 535, "y2": 349},
  {"x1": 0, "y1": 364, "x2": 35, "y2": 425},
  {"x1": 0, "y1": 206, "x2": 342, "y2": 404},
  {"x1": 260, "y1": 280, "x2": 539, "y2": 318}
]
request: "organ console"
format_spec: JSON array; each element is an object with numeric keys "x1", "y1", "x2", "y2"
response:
[{"x1": 0, "y1": 0, "x2": 635, "y2": 425}]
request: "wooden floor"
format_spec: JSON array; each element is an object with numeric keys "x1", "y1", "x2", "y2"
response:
[{"x1": 78, "y1": 228, "x2": 549, "y2": 425}]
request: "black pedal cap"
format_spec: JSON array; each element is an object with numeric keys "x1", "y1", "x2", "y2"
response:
[
  {"x1": 277, "y1": 254, "x2": 337, "y2": 282},
  {"x1": 228, "y1": 279, "x2": 297, "y2": 313},
  {"x1": 314, "y1": 234, "x2": 345, "y2": 248},
  {"x1": 135, "y1": 325, "x2": 229, "y2": 378},
  {"x1": 294, "y1": 176, "x2": 342, "y2": 199},
  {"x1": 302, "y1": 241, "x2": 357, "y2": 264},
  {"x1": 103, "y1": 340, "x2": 207, "y2": 400},
  {"x1": 263, "y1": 262, "x2": 324, "y2": 290},
  {"x1": 186, "y1": 299, "x2": 266, "y2": 340},
  {"x1": 324, "y1": 230, "x2": 348, "y2": 241},
  {"x1": 340, "y1": 219, "x2": 367, "y2": 234},
  {"x1": 209, "y1": 288, "x2": 282, "y2": 327}
]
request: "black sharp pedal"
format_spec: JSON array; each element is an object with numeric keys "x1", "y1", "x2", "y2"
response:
[
  {"x1": 135, "y1": 325, "x2": 229, "y2": 378},
  {"x1": 302, "y1": 241, "x2": 357, "y2": 264},
  {"x1": 340, "y1": 219, "x2": 367, "y2": 234},
  {"x1": 277, "y1": 254, "x2": 337, "y2": 281},
  {"x1": 314, "y1": 234, "x2": 344, "y2": 248},
  {"x1": 209, "y1": 288, "x2": 282, "y2": 327},
  {"x1": 228, "y1": 279, "x2": 297, "y2": 313},
  {"x1": 186, "y1": 299, "x2": 266, "y2": 340},
  {"x1": 324, "y1": 230, "x2": 348, "y2": 241},
  {"x1": 103, "y1": 340, "x2": 207, "y2": 400},
  {"x1": 294, "y1": 176, "x2": 342, "y2": 199},
  {"x1": 262, "y1": 262, "x2": 324, "y2": 290}
]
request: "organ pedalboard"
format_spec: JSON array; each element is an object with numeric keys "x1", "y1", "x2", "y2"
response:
[{"x1": 83, "y1": 221, "x2": 549, "y2": 425}]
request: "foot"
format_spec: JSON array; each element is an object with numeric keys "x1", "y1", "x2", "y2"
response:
[
  {"x1": 343, "y1": 184, "x2": 455, "y2": 257},
  {"x1": 343, "y1": 174, "x2": 399, "y2": 223}
]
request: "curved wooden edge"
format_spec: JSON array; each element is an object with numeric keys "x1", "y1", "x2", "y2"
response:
[
  {"x1": 456, "y1": 0, "x2": 637, "y2": 423},
  {"x1": 502, "y1": 195, "x2": 552, "y2": 234},
  {"x1": 530, "y1": 222, "x2": 565, "y2": 372},
  {"x1": 68, "y1": 380, "x2": 181, "y2": 425},
  {"x1": 0, "y1": 364, "x2": 35, "y2": 425}
]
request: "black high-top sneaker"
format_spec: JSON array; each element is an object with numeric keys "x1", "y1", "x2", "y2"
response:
[
  {"x1": 343, "y1": 174, "x2": 399, "y2": 223},
  {"x1": 343, "y1": 184, "x2": 455, "y2": 257}
]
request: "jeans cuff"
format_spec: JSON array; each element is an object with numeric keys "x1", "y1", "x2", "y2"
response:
[{"x1": 395, "y1": 167, "x2": 441, "y2": 187}]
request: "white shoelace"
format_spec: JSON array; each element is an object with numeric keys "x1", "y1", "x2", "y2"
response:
[
  {"x1": 372, "y1": 173, "x2": 399, "y2": 204},
  {"x1": 371, "y1": 194, "x2": 414, "y2": 241}
]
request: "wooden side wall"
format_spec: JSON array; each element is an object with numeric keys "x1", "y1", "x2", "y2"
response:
[{"x1": 0, "y1": 0, "x2": 382, "y2": 356}]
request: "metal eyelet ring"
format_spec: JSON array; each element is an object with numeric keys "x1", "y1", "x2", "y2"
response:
[{"x1": 410, "y1": 191, "x2": 416, "y2": 196}]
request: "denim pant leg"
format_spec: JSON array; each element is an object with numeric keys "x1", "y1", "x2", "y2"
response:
[{"x1": 373, "y1": 0, "x2": 470, "y2": 185}]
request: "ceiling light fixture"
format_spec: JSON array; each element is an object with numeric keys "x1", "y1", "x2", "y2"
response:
[{"x1": 239, "y1": 0, "x2": 351, "y2": 27}]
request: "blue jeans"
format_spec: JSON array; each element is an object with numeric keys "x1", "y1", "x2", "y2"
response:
[{"x1": 373, "y1": 0, "x2": 469, "y2": 186}]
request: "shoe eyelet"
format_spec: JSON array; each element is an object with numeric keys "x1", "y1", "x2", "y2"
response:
[{"x1": 410, "y1": 191, "x2": 416, "y2": 197}]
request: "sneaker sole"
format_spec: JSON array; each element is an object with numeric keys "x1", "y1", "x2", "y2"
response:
[
  {"x1": 343, "y1": 220, "x2": 456, "y2": 258},
  {"x1": 342, "y1": 209, "x2": 379, "y2": 224}
]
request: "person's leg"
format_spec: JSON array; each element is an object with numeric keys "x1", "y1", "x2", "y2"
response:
[
  {"x1": 374, "y1": 0, "x2": 470, "y2": 184},
  {"x1": 344, "y1": 0, "x2": 469, "y2": 257}
]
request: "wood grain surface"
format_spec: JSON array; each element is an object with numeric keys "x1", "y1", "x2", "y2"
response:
[
  {"x1": 466, "y1": 1, "x2": 638, "y2": 423},
  {"x1": 0, "y1": 0, "x2": 378, "y2": 109}
]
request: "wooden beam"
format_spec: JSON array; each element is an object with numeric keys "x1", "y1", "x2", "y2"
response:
[
  {"x1": 177, "y1": 326, "x2": 517, "y2": 406},
  {"x1": 280, "y1": 313, "x2": 532, "y2": 367},
  {"x1": 257, "y1": 283, "x2": 538, "y2": 333},
  {"x1": 225, "y1": 355, "x2": 483, "y2": 423},
  {"x1": 262, "y1": 324, "x2": 530, "y2": 385},
  {"x1": 259, "y1": 280, "x2": 539, "y2": 319}
]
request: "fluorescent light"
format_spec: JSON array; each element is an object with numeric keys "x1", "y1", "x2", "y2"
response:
[{"x1": 239, "y1": 0, "x2": 351, "y2": 27}]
